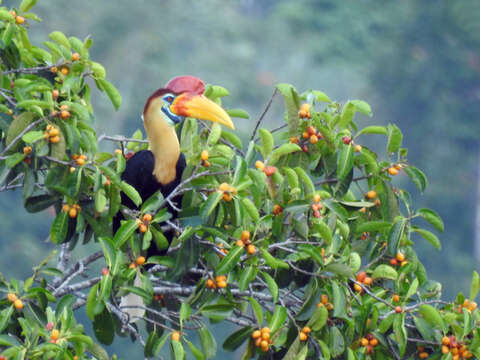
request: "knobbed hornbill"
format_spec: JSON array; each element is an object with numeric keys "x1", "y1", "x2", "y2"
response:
[{"x1": 113, "y1": 75, "x2": 234, "y2": 256}]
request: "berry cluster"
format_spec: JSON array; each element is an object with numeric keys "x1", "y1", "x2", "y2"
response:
[
  {"x1": 316, "y1": 294, "x2": 334, "y2": 311},
  {"x1": 311, "y1": 193, "x2": 323, "y2": 218},
  {"x1": 298, "y1": 103, "x2": 311, "y2": 119},
  {"x1": 200, "y1": 149, "x2": 210, "y2": 167},
  {"x1": 273, "y1": 204, "x2": 283, "y2": 216},
  {"x1": 10, "y1": 10, "x2": 24, "y2": 24},
  {"x1": 359, "y1": 333, "x2": 379, "y2": 354},
  {"x1": 457, "y1": 298, "x2": 477, "y2": 314},
  {"x1": 7, "y1": 292, "x2": 23, "y2": 310},
  {"x1": 298, "y1": 326, "x2": 311, "y2": 341},
  {"x1": 23, "y1": 146, "x2": 32, "y2": 155},
  {"x1": 353, "y1": 271, "x2": 372, "y2": 293},
  {"x1": 235, "y1": 230, "x2": 256, "y2": 255},
  {"x1": 251, "y1": 327, "x2": 273, "y2": 352},
  {"x1": 206, "y1": 275, "x2": 227, "y2": 289},
  {"x1": 136, "y1": 213, "x2": 152, "y2": 233},
  {"x1": 255, "y1": 161, "x2": 277, "y2": 177},
  {"x1": 389, "y1": 252, "x2": 408, "y2": 267},
  {"x1": 441, "y1": 335, "x2": 473, "y2": 359},
  {"x1": 218, "y1": 182, "x2": 237, "y2": 202},
  {"x1": 45, "y1": 124, "x2": 61, "y2": 143},
  {"x1": 72, "y1": 153, "x2": 87, "y2": 166},
  {"x1": 129, "y1": 256, "x2": 146, "y2": 269},
  {"x1": 62, "y1": 203, "x2": 81, "y2": 218}
]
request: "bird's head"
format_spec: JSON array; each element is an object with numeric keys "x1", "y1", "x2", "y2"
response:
[{"x1": 143, "y1": 75, "x2": 234, "y2": 130}]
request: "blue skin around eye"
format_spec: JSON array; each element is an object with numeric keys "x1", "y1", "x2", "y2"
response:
[{"x1": 161, "y1": 93, "x2": 183, "y2": 124}]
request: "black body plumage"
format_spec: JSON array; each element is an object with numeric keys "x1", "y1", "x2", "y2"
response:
[{"x1": 113, "y1": 150, "x2": 186, "y2": 257}]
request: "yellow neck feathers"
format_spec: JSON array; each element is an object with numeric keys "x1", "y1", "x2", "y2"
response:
[{"x1": 143, "y1": 97, "x2": 180, "y2": 185}]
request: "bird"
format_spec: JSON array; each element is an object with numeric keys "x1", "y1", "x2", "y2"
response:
[{"x1": 113, "y1": 75, "x2": 235, "y2": 257}]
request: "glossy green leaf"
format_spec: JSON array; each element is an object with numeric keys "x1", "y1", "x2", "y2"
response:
[
  {"x1": 197, "y1": 325, "x2": 217, "y2": 359},
  {"x1": 356, "y1": 125, "x2": 387, "y2": 136},
  {"x1": 261, "y1": 272, "x2": 278, "y2": 302},
  {"x1": 50, "y1": 211, "x2": 68, "y2": 244},
  {"x1": 113, "y1": 219, "x2": 138, "y2": 248},
  {"x1": 222, "y1": 326, "x2": 253, "y2": 352},
  {"x1": 470, "y1": 271, "x2": 480, "y2": 300},
  {"x1": 97, "y1": 79, "x2": 122, "y2": 110},
  {"x1": 387, "y1": 124, "x2": 402, "y2": 153},
  {"x1": 337, "y1": 144, "x2": 354, "y2": 179},
  {"x1": 419, "y1": 304, "x2": 446, "y2": 332},
  {"x1": 216, "y1": 245, "x2": 243, "y2": 275},
  {"x1": 387, "y1": 218, "x2": 406, "y2": 256},
  {"x1": 269, "y1": 143, "x2": 301, "y2": 165},
  {"x1": 372, "y1": 264, "x2": 398, "y2": 280},
  {"x1": 269, "y1": 305, "x2": 287, "y2": 334},
  {"x1": 259, "y1": 128, "x2": 274, "y2": 158},
  {"x1": 418, "y1": 208, "x2": 444, "y2": 232},
  {"x1": 404, "y1": 165, "x2": 428, "y2": 192},
  {"x1": 413, "y1": 228, "x2": 441, "y2": 250},
  {"x1": 248, "y1": 297, "x2": 263, "y2": 325}
]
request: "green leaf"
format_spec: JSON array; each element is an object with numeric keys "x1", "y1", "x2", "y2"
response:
[
  {"x1": 200, "y1": 191, "x2": 223, "y2": 219},
  {"x1": 197, "y1": 325, "x2": 217, "y2": 359},
  {"x1": 259, "y1": 128, "x2": 274, "y2": 158},
  {"x1": 222, "y1": 326, "x2": 253, "y2": 352},
  {"x1": 207, "y1": 123, "x2": 222, "y2": 146},
  {"x1": 6, "y1": 153, "x2": 26, "y2": 168},
  {"x1": 248, "y1": 297, "x2": 263, "y2": 325},
  {"x1": 97, "y1": 79, "x2": 122, "y2": 110},
  {"x1": 295, "y1": 167, "x2": 314, "y2": 194},
  {"x1": 419, "y1": 304, "x2": 446, "y2": 332},
  {"x1": 185, "y1": 339, "x2": 205, "y2": 360},
  {"x1": 404, "y1": 166, "x2": 428, "y2": 192},
  {"x1": 312, "y1": 90, "x2": 331, "y2": 103},
  {"x1": 119, "y1": 181, "x2": 142, "y2": 207},
  {"x1": 372, "y1": 264, "x2": 398, "y2": 280},
  {"x1": 216, "y1": 245, "x2": 243, "y2": 275},
  {"x1": 405, "y1": 277, "x2": 419, "y2": 300},
  {"x1": 323, "y1": 199, "x2": 348, "y2": 223},
  {"x1": 22, "y1": 130, "x2": 44, "y2": 143},
  {"x1": 171, "y1": 339, "x2": 185, "y2": 360},
  {"x1": 355, "y1": 221, "x2": 391, "y2": 234},
  {"x1": 259, "y1": 248, "x2": 289, "y2": 269},
  {"x1": 94, "y1": 188, "x2": 107, "y2": 212},
  {"x1": 324, "y1": 263, "x2": 353, "y2": 278},
  {"x1": 337, "y1": 144, "x2": 354, "y2": 179},
  {"x1": 239, "y1": 266, "x2": 257, "y2": 291},
  {"x1": 20, "y1": 0, "x2": 37, "y2": 13},
  {"x1": 387, "y1": 124, "x2": 402, "y2": 153},
  {"x1": 418, "y1": 208, "x2": 444, "y2": 232},
  {"x1": 269, "y1": 305, "x2": 287, "y2": 334},
  {"x1": 309, "y1": 305, "x2": 328, "y2": 331},
  {"x1": 226, "y1": 108, "x2": 249, "y2": 119},
  {"x1": 312, "y1": 220, "x2": 332, "y2": 245},
  {"x1": 332, "y1": 282, "x2": 347, "y2": 318},
  {"x1": 356, "y1": 125, "x2": 387, "y2": 136},
  {"x1": 387, "y1": 218, "x2": 406, "y2": 256},
  {"x1": 180, "y1": 302, "x2": 191, "y2": 325},
  {"x1": 329, "y1": 326, "x2": 345, "y2": 357},
  {"x1": 204, "y1": 84, "x2": 229, "y2": 99},
  {"x1": 6, "y1": 112, "x2": 35, "y2": 148},
  {"x1": 0, "y1": 306, "x2": 14, "y2": 333},
  {"x1": 269, "y1": 143, "x2": 301, "y2": 165},
  {"x1": 90, "y1": 61, "x2": 106, "y2": 78},
  {"x1": 87, "y1": 342, "x2": 109, "y2": 360},
  {"x1": 50, "y1": 211, "x2": 68, "y2": 244},
  {"x1": 261, "y1": 272, "x2": 278, "y2": 302},
  {"x1": 413, "y1": 228, "x2": 441, "y2": 250},
  {"x1": 241, "y1": 198, "x2": 259, "y2": 222},
  {"x1": 469, "y1": 271, "x2": 479, "y2": 300},
  {"x1": 113, "y1": 219, "x2": 138, "y2": 248},
  {"x1": 276, "y1": 83, "x2": 300, "y2": 136},
  {"x1": 49, "y1": 31, "x2": 70, "y2": 50}
]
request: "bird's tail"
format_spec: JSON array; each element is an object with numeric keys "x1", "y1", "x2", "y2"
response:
[{"x1": 119, "y1": 271, "x2": 145, "y2": 322}]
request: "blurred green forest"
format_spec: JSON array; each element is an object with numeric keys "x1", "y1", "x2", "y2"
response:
[{"x1": 1, "y1": 0, "x2": 479, "y2": 358}]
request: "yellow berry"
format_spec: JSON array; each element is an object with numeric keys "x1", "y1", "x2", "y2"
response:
[
  {"x1": 255, "y1": 160, "x2": 265, "y2": 171},
  {"x1": 354, "y1": 144, "x2": 362, "y2": 152},
  {"x1": 247, "y1": 244, "x2": 256, "y2": 255},
  {"x1": 396, "y1": 252, "x2": 405, "y2": 262},
  {"x1": 50, "y1": 135, "x2": 60, "y2": 144},
  {"x1": 61, "y1": 67, "x2": 69, "y2": 76},
  {"x1": 200, "y1": 150, "x2": 209, "y2": 161},
  {"x1": 252, "y1": 330, "x2": 261, "y2": 339},
  {"x1": 15, "y1": 16, "x2": 25, "y2": 24},
  {"x1": 236, "y1": 239, "x2": 244, "y2": 247},
  {"x1": 135, "y1": 256, "x2": 146, "y2": 266},
  {"x1": 388, "y1": 167, "x2": 399, "y2": 176},
  {"x1": 360, "y1": 338, "x2": 369, "y2": 347},
  {"x1": 51, "y1": 329, "x2": 60, "y2": 340},
  {"x1": 313, "y1": 194, "x2": 321, "y2": 203},
  {"x1": 241, "y1": 230, "x2": 250, "y2": 242},
  {"x1": 14, "y1": 299, "x2": 23, "y2": 310},
  {"x1": 68, "y1": 208, "x2": 77, "y2": 218},
  {"x1": 7, "y1": 293, "x2": 17, "y2": 302},
  {"x1": 142, "y1": 213, "x2": 152, "y2": 222},
  {"x1": 366, "y1": 190, "x2": 377, "y2": 199},
  {"x1": 299, "y1": 332, "x2": 308, "y2": 341},
  {"x1": 72, "y1": 52, "x2": 80, "y2": 61},
  {"x1": 219, "y1": 182, "x2": 230, "y2": 191},
  {"x1": 301, "y1": 327, "x2": 311, "y2": 334},
  {"x1": 217, "y1": 280, "x2": 227, "y2": 288},
  {"x1": 171, "y1": 331, "x2": 180, "y2": 341}
]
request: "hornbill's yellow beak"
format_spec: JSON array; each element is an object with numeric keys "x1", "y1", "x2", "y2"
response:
[{"x1": 170, "y1": 93, "x2": 235, "y2": 130}]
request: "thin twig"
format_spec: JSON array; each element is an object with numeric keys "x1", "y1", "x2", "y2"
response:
[
  {"x1": 250, "y1": 88, "x2": 278, "y2": 141},
  {"x1": 97, "y1": 134, "x2": 149, "y2": 144},
  {"x1": 0, "y1": 118, "x2": 44, "y2": 156}
]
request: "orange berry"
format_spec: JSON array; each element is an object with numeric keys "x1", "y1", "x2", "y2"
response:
[
  {"x1": 49, "y1": 128, "x2": 60, "y2": 137},
  {"x1": 388, "y1": 167, "x2": 399, "y2": 176},
  {"x1": 392, "y1": 294, "x2": 400, "y2": 303},
  {"x1": 76, "y1": 158, "x2": 85, "y2": 166},
  {"x1": 101, "y1": 267, "x2": 109, "y2": 276},
  {"x1": 217, "y1": 280, "x2": 227, "y2": 288},
  {"x1": 359, "y1": 207, "x2": 366, "y2": 213},
  {"x1": 261, "y1": 332, "x2": 270, "y2": 340},
  {"x1": 79, "y1": 154, "x2": 87, "y2": 160},
  {"x1": 202, "y1": 160, "x2": 211, "y2": 167},
  {"x1": 241, "y1": 230, "x2": 250, "y2": 241},
  {"x1": 366, "y1": 190, "x2": 377, "y2": 199},
  {"x1": 10, "y1": 10, "x2": 16, "y2": 17},
  {"x1": 252, "y1": 330, "x2": 261, "y2": 339},
  {"x1": 68, "y1": 208, "x2": 77, "y2": 218},
  {"x1": 206, "y1": 279, "x2": 215, "y2": 288},
  {"x1": 264, "y1": 165, "x2": 277, "y2": 177},
  {"x1": 261, "y1": 327, "x2": 271, "y2": 333},
  {"x1": 317, "y1": 302, "x2": 324, "y2": 308},
  {"x1": 50, "y1": 66, "x2": 58, "y2": 73},
  {"x1": 354, "y1": 144, "x2": 362, "y2": 152},
  {"x1": 52, "y1": 89, "x2": 60, "y2": 99},
  {"x1": 300, "y1": 103, "x2": 310, "y2": 112},
  {"x1": 129, "y1": 263, "x2": 136, "y2": 269},
  {"x1": 62, "y1": 204, "x2": 70, "y2": 212},
  {"x1": 219, "y1": 182, "x2": 230, "y2": 191},
  {"x1": 356, "y1": 271, "x2": 367, "y2": 282},
  {"x1": 306, "y1": 125, "x2": 316, "y2": 135},
  {"x1": 363, "y1": 277, "x2": 373, "y2": 286},
  {"x1": 50, "y1": 135, "x2": 60, "y2": 143},
  {"x1": 419, "y1": 352, "x2": 428, "y2": 359},
  {"x1": 14, "y1": 299, "x2": 23, "y2": 310},
  {"x1": 171, "y1": 331, "x2": 180, "y2": 341},
  {"x1": 395, "y1": 306, "x2": 402, "y2": 313},
  {"x1": 468, "y1": 301, "x2": 477, "y2": 311},
  {"x1": 72, "y1": 52, "x2": 80, "y2": 61},
  {"x1": 442, "y1": 337, "x2": 450, "y2": 346},
  {"x1": 139, "y1": 224, "x2": 147, "y2": 233},
  {"x1": 15, "y1": 16, "x2": 25, "y2": 24},
  {"x1": 299, "y1": 332, "x2": 308, "y2": 341},
  {"x1": 60, "y1": 110, "x2": 71, "y2": 119},
  {"x1": 215, "y1": 275, "x2": 226, "y2": 282},
  {"x1": 23, "y1": 146, "x2": 32, "y2": 155},
  {"x1": 142, "y1": 213, "x2": 152, "y2": 222},
  {"x1": 353, "y1": 283, "x2": 363, "y2": 292},
  {"x1": 369, "y1": 338, "x2": 378, "y2": 347},
  {"x1": 360, "y1": 338, "x2": 369, "y2": 347},
  {"x1": 301, "y1": 326, "x2": 311, "y2": 334},
  {"x1": 325, "y1": 303, "x2": 334, "y2": 311},
  {"x1": 289, "y1": 136, "x2": 299, "y2": 144},
  {"x1": 273, "y1": 204, "x2": 283, "y2": 215},
  {"x1": 222, "y1": 193, "x2": 232, "y2": 202},
  {"x1": 260, "y1": 340, "x2": 269, "y2": 352},
  {"x1": 321, "y1": 294, "x2": 329, "y2": 304},
  {"x1": 310, "y1": 134, "x2": 318, "y2": 144},
  {"x1": 390, "y1": 258, "x2": 398, "y2": 266},
  {"x1": 7, "y1": 293, "x2": 17, "y2": 302},
  {"x1": 236, "y1": 240, "x2": 244, "y2": 247},
  {"x1": 61, "y1": 67, "x2": 69, "y2": 76},
  {"x1": 136, "y1": 256, "x2": 146, "y2": 265},
  {"x1": 302, "y1": 131, "x2": 310, "y2": 139},
  {"x1": 313, "y1": 194, "x2": 321, "y2": 203},
  {"x1": 396, "y1": 252, "x2": 405, "y2": 262},
  {"x1": 200, "y1": 150, "x2": 209, "y2": 161},
  {"x1": 51, "y1": 329, "x2": 60, "y2": 340},
  {"x1": 247, "y1": 244, "x2": 256, "y2": 255}
]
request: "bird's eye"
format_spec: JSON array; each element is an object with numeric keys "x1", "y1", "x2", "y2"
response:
[{"x1": 162, "y1": 94, "x2": 175, "y2": 104}]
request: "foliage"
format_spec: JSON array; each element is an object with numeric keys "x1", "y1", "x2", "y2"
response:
[{"x1": 0, "y1": 1, "x2": 479, "y2": 359}]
